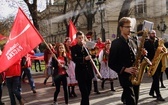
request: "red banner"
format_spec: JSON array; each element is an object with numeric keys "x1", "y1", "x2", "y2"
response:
[{"x1": 0, "y1": 8, "x2": 43, "y2": 73}]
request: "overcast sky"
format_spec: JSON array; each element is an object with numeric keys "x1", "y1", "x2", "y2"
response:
[{"x1": 0, "y1": 0, "x2": 46, "y2": 19}]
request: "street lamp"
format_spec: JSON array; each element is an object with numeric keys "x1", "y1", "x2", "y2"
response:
[
  {"x1": 96, "y1": 0, "x2": 106, "y2": 42},
  {"x1": 157, "y1": 19, "x2": 167, "y2": 37}
]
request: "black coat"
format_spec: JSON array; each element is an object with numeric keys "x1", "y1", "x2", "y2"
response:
[
  {"x1": 144, "y1": 39, "x2": 158, "y2": 61},
  {"x1": 108, "y1": 36, "x2": 136, "y2": 86},
  {"x1": 71, "y1": 44, "x2": 94, "y2": 81}
]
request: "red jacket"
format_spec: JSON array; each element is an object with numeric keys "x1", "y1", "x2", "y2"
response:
[{"x1": 5, "y1": 60, "x2": 21, "y2": 77}]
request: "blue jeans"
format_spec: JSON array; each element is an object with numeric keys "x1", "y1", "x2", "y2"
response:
[
  {"x1": 22, "y1": 67, "x2": 35, "y2": 90},
  {"x1": 6, "y1": 76, "x2": 22, "y2": 105}
]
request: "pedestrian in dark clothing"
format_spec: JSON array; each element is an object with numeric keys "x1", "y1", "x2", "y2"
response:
[
  {"x1": 144, "y1": 30, "x2": 165, "y2": 101},
  {"x1": 108, "y1": 17, "x2": 142, "y2": 105},
  {"x1": 5, "y1": 60, "x2": 24, "y2": 105},
  {"x1": 71, "y1": 31, "x2": 94, "y2": 105},
  {"x1": 34, "y1": 46, "x2": 42, "y2": 72},
  {"x1": 52, "y1": 43, "x2": 69, "y2": 105}
]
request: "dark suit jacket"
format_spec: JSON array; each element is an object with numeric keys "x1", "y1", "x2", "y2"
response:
[
  {"x1": 71, "y1": 44, "x2": 94, "y2": 81},
  {"x1": 108, "y1": 36, "x2": 136, "y2": 87},
  {"x1": 144, "y1": 39, "x2": 158, "y2": 61}
]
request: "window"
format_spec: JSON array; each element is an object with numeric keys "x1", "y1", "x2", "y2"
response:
[
  {"x1": 166, "y1": 0, "x2": 168, "y2": 13},
  {"x1": 135, "y1": 0, "x2": 147, "y2": 17}
]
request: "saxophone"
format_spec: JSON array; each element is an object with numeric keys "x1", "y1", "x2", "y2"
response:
[
  {"x1": 148, "y1": 38, "x2": 168, "y2": 77},
  {"x1": 130, "y1": 30, "x2": 152, "y2": 85}
]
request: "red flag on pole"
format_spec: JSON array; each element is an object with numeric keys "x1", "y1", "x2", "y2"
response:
[
  {"x1": 0, "y1": 7, "x2": 43, "y2": 73},
  {"x1": 0, "y1": 34, "x2": 7, "y2": 41},
  {"x1": 69, "y1": 20, "x2": 77, "y2": 46}
]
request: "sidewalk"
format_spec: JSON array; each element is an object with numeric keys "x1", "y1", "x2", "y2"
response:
[{"x1": 2, "y1": 70, "x2": 168, "y2": 105}]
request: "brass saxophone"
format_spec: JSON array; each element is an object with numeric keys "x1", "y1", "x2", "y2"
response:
[
  {"x1": 148, "y1": 38, "x2": 168, "y2": 77},
  {"x1": 130, "y1": 30, "x2": 152, "y2": 85}
]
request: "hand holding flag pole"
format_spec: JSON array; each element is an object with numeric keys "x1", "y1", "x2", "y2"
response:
[
  {"x1": 43, "y1": 40, "x2": 62, "y2": 65},
  {"x1": 83, "y1": 36, "x2": 102, "y2": 79}
]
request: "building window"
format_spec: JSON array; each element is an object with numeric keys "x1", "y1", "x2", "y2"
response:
[
  {"x1": 166, "y1": 0, "x2": 168, "y2": 13},
  {"x1": 135, "y1": 0, "x2": 147, "y2": 17}
]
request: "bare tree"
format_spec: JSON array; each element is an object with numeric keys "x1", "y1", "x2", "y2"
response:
[
  {"x1": 0, "y1": 16, "x2": 13, "y2": 36},
  {"x1": 24, "y1": 0, "x2": 39, "y2": 30}
]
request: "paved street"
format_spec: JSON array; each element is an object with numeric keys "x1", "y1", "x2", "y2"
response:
[{"x1": 2, "y1": 70, "x2": 168, "y2": 105}]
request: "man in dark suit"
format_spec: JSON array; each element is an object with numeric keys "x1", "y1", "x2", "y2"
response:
[
  {"x1": 71, "y1": 31, "x2": 94, "y2": 105},
  {"x1": 108, "y1": 17, "x2": 139, "y2": 105},
  {"x1": 144, "y1": 30, "x2": 165, "y2": 101}
]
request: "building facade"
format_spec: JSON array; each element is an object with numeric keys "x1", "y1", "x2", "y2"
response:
[{"x1": 38, "y1": 0, "x2": 168, "y2": 43}]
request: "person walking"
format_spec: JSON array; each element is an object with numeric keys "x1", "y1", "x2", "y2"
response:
[
  {"x1": 5, "y1": 60, "x2": 24, "y2": 105},
  {"x1": 90, "y1": 46, "x2": 101, "y2": 94},
  {"x1": 52, "y1": 43, "x2": 69, "y2": 105},
  {"x1": 71, "y1": 31, "x2": 94, "y2": 105},
  {"x1": 34, "y1": 46, "x2": 42, "y2": 72},
  {"x1": 108, "y1": 17, "x2": 143, "y2": 105},
  {"x1": 21, "y1": 51, "x2": 36, "y2": 93},
  {"x1": 99, "y1": 39, "x2": 118, "y2": 91},
  {"x1": 43, "y1": 43, "x2": 55, "y2": 86},
  {"x1": 64, "y1": 37, "x2": 78, "y2": 98},
  {"x1": 144, "y1": 30, "x2": 165, "y2": 101}
]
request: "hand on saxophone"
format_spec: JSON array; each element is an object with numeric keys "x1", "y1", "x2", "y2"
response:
[
  {"x1": 141, "y1": 48, "x2": 148, "y2": 56},
  {"x1": 124, "y1": 67, "x2": 138, "y2": 75}
]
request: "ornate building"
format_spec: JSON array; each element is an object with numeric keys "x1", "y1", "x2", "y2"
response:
[{"x1": 38, "y1": 0, "x2": 168, "y2": 43}]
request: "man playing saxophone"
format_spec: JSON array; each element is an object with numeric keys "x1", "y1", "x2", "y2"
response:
[
  {"x1": 144, "y1": 30, "x2": 165, "y2": 101},
  {"x1": 108, "y1": 17, "x2": 147, "y2": 105}
]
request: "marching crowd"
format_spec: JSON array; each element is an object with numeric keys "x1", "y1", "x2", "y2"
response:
[
  {"x1": 0, "y1": 17, "x2": 168, "y2": 105},
  {"x1": 42, "y1": 31, "x2": 118, "y2": 105},
  {"x1": 0, "y1": 31, "x2": 118, "y2": 105}
]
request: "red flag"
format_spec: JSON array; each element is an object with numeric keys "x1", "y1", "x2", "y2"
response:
[
  {"x1": 69, "y1": 20, "x2": 77, "y2": 46},
  {"x1": 0, "y1": 8, "x2": 43, "y2": 73},
  {"x1": 0, "y1": 34, "x2": 7, "y2": 41}
]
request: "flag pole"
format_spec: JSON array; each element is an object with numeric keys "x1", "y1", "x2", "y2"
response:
[
  {"x1": 83, "y1": 35, "x2": 102, "y2": 79},
  {"x1": 43, "y1": 40, "x2": 59, "y2": 63}
]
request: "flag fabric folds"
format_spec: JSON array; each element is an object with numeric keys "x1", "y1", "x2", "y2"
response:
[
  {"x1": 69, "y1": 20, "x2": 77, "y2": 46},
  {"x1": 0, "y1": 7, "x2": 43, "y2": 73}
]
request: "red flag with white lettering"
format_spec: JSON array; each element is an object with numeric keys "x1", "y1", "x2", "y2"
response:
[
  {"x1": 0, "y1": 8, "x2": 43, "y2": 73},
  {"x1": 69, "y1": 20, "x2": 77, "y2": 46}
]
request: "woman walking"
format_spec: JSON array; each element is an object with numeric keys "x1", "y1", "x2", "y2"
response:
[{"x1": 52, "y1": 43, "x2": 69, "y2": 105}]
